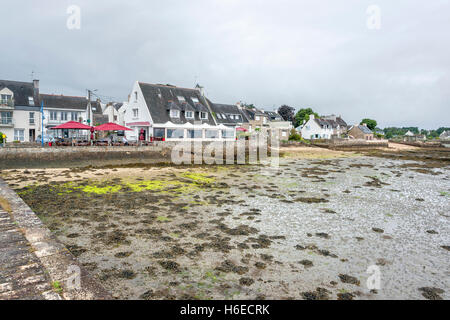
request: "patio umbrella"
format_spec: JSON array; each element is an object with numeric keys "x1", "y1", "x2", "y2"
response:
[
  {"x1": 50, "y1": 121, "x2": 92, "y2": 142},
  {"x1": 50, "y1": 121, "x2": 92, "y2": 130},
  {"x1": 236, "y1": 127, "x2": 248, "y2": 132},
  {"x1": 94, "y1": 122, "x2": 132, "y2": 131}
]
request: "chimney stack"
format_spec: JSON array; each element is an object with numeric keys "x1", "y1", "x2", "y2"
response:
[{"x1": 309, "y1": 114, "x2": 315, "y2": 120}]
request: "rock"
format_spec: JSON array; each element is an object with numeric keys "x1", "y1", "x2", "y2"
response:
[
  {"x1": 418, "y1": 287, "x2": 444, "y2": 300},
  {"x1": 338, "y1": 274, "x2": 360, "y2": 286},
  {"x1": 337, "y1": 292, "x2": 355, "y2": 300},
  {"x1": 299, "y1": 260, "x2": 313, "y2": 268},
  {"x1": 372, "y1": 228, "x2": 384, "y2": 233},
  {"x1": 239, "y1": 277, "x2": 254, "y2": 286}
]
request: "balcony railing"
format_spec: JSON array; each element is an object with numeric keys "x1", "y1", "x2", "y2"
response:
[
  {"x1": 0, "y1": 117, "x2": 14, "y2": 126},
  {"x1": 0, "y1": 99, "x2": 14, "y2": 108}
]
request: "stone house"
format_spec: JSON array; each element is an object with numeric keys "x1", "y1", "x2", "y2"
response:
[{"x1": 348, "y1": 123, "x2": 374, "y2": 140}]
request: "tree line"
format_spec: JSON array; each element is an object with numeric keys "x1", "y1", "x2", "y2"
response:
[{"x1": 275, "y1": 105, "x2": 448, "y2": 139}]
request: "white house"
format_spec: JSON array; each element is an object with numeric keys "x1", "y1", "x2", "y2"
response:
[
  {"x1": 40, "y1": 94, "x2": 104, "y2": 137},
  {"x1": 0, "y1": 79, "x2": 41, "y2": 142},
  {"x1": 121, "y1": 81, "x2": 236, "y2": 141},
  {"x1": 103, "y1": 102, "x2": 123, "y2": 124},
  {"x1": 300, "y1": 114, "x2": 348, "y2": 140}
]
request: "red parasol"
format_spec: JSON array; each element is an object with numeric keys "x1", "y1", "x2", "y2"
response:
[
  {"x1": 94, "y1": 123, "x2": 132, "y2": 131},
  {"x1": 236, "y1": 127, "x2": 248, "y2": 132},
  {"x1": 50, "y1": 121, "x2": 92, "y2": 130}
]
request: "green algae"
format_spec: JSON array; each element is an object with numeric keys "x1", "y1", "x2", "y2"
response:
[{"x1": 181, "y1": 172, "x2": 215, "y2": 184}]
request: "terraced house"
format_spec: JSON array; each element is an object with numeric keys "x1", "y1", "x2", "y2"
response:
[
  {"x1": 40, "y1": 94, "x2": 104, "y2": 137},
  {"x1": 0, "y1": 79, "x2": 41, "y2": 142}
]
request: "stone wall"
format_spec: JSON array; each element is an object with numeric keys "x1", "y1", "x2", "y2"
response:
[
  {"x1": 312, "y1": 139, "x2": 389, "y2": 150},
  {"x1": 0, "y1": 146, "x2": 172, "y2": 169}
]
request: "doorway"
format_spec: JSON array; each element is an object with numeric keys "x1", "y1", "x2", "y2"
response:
[{"x1": 29, "y1": 129, "x2": 35, "y2": 142}]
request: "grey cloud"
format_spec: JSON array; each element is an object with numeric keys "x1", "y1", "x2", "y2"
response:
[{"x1": 1, "y1": 0, "x2": 449, "y2": 128}]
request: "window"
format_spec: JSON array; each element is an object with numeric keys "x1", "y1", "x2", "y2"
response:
[
  {"x1": 282, "y1": 131, "x2": 287, "y2": 137},
  {"x1": 188, "y1": 129, "x2": 202, "y2": 139},
  {"x1": 205, "y1": 130, "x2": 218, "y2": 139},
  {"x1": 177, "y1": 96, "x2": 185, "y2": 102},
  {"x1": 133, "y1": 109, "x2": 139, "y2": 118},
  {"x1": 154, "y1": 128, "x2": 165, "y2": 138},
  {"x1": 71, "y1": 112, "x2": 78, "y2": 121},
  {"x1": 134, "y1": 92, "x2": 138, "y2": 102},
  {"x1": 200, "y1": 112, "x2": 208, "y2": 120},
  {"x1": 191, "y1": 97, "x2": 199, "y2": 103},
  {"x1": 170, "y1": 109, "x2": 180, "y2": 118},
  {"x1": 1, "y1": 94, "x2": 12, "y2": 105},
  {"x1": 28, "y1": 97, "x2": 34, "y2": 106},
  {"x1": 255, "y1": 116, "x2": 260, "y2": 121},
  {"x1": 14, "y1": 129, "x2": 24, "y2": 142},
  {"x1": 185, "y1": 111, "x2": 194, "y2": 119},
  {"x1": 29, "y1": 112, "x2": 35, "y2": 125},
  {"x1": 222, "y1": 130, "x2": 234, "y2": 139},
  {"x1": 61, "y1": 112, "x2": 68, "y2": 121},
  {"x1": 167, "y1": 129, "x2": 184, "y2": 139},
  {"x1": 0, "y1": 111, "x2": 12, "y2": 124},
  {"x1": 50, "y1": 111, "x2": 57, "y2": 121}
]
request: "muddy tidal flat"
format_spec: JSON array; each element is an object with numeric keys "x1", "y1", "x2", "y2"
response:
[{"x1": 1, "y1": 147, "x2": 449, "y2": 300}]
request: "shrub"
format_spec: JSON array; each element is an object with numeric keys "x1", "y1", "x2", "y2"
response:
[{"x1": 289, "y1": 129, "x2": 302, "y2": 142}]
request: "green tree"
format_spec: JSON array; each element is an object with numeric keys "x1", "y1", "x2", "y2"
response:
[
  {"x1": 360, "y1": 119, "x2": 377, "y2": 131},
  {"x1": 294, "y1": 108, "x2": 319, "y2": 128}
]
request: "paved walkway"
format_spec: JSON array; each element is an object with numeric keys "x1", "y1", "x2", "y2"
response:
[
  {"x1": 0, "y1": 178, "x2": 111, "y2": 300},
  {"x1": 0, "y1": 209, "x2": 60, "y2": 300}
]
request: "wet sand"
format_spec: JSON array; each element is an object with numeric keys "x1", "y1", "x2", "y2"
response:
[{"x1": 0, "y1": 147, "x2": 448, "y2": 300}]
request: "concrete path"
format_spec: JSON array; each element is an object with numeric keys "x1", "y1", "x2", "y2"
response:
[
  {"x1": 0, "y1": 178, "x2": 111, "y2": 300},
  {"x1": 0, "y1": 209, "x2": 60, "y2": 300}
]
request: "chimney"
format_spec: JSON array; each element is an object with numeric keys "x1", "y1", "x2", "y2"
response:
[
  {"x1": 309, "y1": 114, "x2": 315, "y2": 120},
  {"x1": 236, "y1": 102, "x2": 242, "y2": 109},
  {"x1": 362, "y1": 123, "x2": 367, "y2": 127},
  {"x1": 195, "y1": 84, "x2": 205, "y2": 97}
]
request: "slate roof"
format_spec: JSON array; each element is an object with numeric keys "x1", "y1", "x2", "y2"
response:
[
  {"x1": 209, "y1": 102, "x2": 247, "y2": 125},
  {"x1": 40, "y1": 94, "x2": 90, "y2": 110},
  {"x1": 265, "y1": 111, "x2": 282, "y2": 121},
  {"x1": 357, "y1": 125, "x2": 373, "y2": 134},
  {"x1": 138, "y1": 82, "x2": 216, "y2": 125},
  {"x1": 0, "y1": 80, "x2": 38, "y2": 106},
  {"x1": 315, "y1": 115, "x2": 348, "y2": 129}
]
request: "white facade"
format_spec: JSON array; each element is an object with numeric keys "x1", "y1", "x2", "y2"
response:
[
  {"x1": 103, "y1": 104, "x2": 121, "y2": 123},
  {"x1": 121, "y1": 81, "x2": 236, "y2": 142},
  {"x1": 0, "y1": 87, "x2": 41, "y2": 143},
  {"x1": 123, "y1": 81, "x2": 154, "y2": 141},
  {"x1": 43, "y1": 108, "x2": 87, "y2": 136},
  {"x1": 300, "y1": 115, "x2": 333, "y2": 139}
]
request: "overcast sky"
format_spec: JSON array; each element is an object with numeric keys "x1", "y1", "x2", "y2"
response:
[{"x1": 1, "y1": 0, "x2": 449, "y2": 128}]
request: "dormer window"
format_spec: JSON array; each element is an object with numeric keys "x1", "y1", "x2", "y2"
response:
[
  {"x1": 200, "y1": 112, "x2": 208, "y2": 120},
  {"x1": 185, "y1": 111, "x2": 194, "y2": 119},
  {"x1": 177, "y1": 96, "x2": 185, "y2": 102},
  {"x1": 191, "y1": 97, "x2": 199, "y2": 103},
  {"x1": 170, "y1": 109, "x2": 180, "y2": 118},
  {"x1": 28, "y1": 97, "x2": 35, "y2": 106}
]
